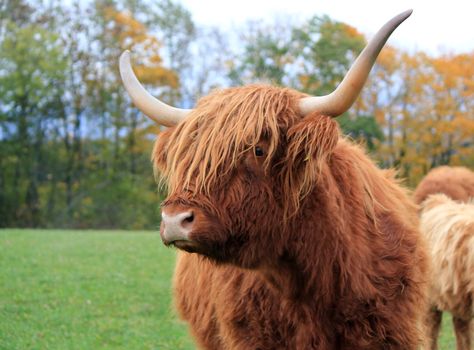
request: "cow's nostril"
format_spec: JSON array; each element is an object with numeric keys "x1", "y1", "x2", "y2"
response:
[{"x1": 183, "y1": 212, "x2": 194, "y2": 225}]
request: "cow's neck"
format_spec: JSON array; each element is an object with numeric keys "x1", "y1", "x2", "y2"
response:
[
  {"x1": 258, "y1": 173, "x2": 367, "y2": 305},
  {"x1": 258, "y1": 218, "x2": 341, "y2": 304}
]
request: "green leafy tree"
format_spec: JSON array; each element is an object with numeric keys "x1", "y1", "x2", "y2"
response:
[
  {"x1": 338, "y1": 114, "x2": 384, "y2": 151},
  {"x1": 0, "y1": 21, "x2": 68, "y2": 226},
  {"x1": 291, "y1": 15, "x2": 366, "y2": 95},
  {"x1": 228, "y1": 19, "x2": 294, "y2": 86}
]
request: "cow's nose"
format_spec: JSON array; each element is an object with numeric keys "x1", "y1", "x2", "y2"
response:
[{"x1": 160, "y1": 211, "x2": 194, "y2": 244}]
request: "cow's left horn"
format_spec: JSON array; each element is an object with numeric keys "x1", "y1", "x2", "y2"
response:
[
  {"x1": 299, "y1": 9, "x2": 412, "y2": 118},
  {"x1": 119, "y1": 50, "x2": 191, "y2": 127}
]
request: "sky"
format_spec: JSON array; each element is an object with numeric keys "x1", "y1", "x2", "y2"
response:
[{"x1": 179, "y1": 0, "x2": 474, "y2": 55}]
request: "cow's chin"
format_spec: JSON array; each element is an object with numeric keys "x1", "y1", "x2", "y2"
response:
[
  {"x1": 175, "y1": 235, "x2": 260, "y2": 269},
  {"x1": 167, "y1": 233, "x2": 224, "y2": 258},
  {"x1": 171, "y1": 240, "x2": 201, "y2": 253},
  {"x1": 171, "y1": 236, "x2": 237, "y2": 264}
]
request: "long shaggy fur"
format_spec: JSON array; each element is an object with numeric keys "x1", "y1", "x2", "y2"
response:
[
  {"x1": 414, "y1": 166, "x2": 474, "y2": 204},
  {"x1": 154, "y1": 85, "x2": 429, "y2": 349},
  {"x1": 155, "y1": 85, "x2": 306, "y2": 219},
  {"x1": 420, "y1": 194, "x2": 474, "y2": 350}
]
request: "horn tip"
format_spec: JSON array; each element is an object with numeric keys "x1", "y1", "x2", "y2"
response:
[
  {"x1": 399, "y1": 9, "x2": 413, "y2": 20},
  {"x1": 119, "y1": 50, "x2": 131, "y2": 64}
]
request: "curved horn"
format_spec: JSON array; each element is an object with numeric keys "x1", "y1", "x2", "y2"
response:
[
  {"x1": 299, "y1": 9, "x2": 413, "y2": 117},
  {"x1": 119, "y1": 50, "x2": 191, "y2": 126}
]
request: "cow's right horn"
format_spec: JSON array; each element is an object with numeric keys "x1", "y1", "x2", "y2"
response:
[
  {"x1": 299, "y1": 9, "x2": 412, "y2": 118},
  {"x1": 119, "y1": 50, "x2": 192, "y2": 127}
]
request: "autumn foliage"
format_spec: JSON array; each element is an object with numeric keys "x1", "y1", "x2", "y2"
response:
[{"x1": 360, "y1": 50, "x2": 474, "y2": 185}]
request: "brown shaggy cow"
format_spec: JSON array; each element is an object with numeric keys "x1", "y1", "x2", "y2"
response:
[
  {"x1": 414, "y1": 166, "x2": 474, "y2": 205},
  {"x1": 120, "y1": 10, "x2": 429, "y2": 349},
  {"x1": 420, "y1": 194, "x2": 474, "y2": 350},
  {"x1": 415, "y1": 166, "x2": 474, "y2": 350}
]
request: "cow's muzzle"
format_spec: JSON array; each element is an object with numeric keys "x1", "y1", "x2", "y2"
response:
[{"x1": 160, "y1": 210, "x2": 194, "y2": 246}]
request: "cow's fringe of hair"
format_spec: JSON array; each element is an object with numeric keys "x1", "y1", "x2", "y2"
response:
[{"x1": 158, "y1": 85, "x2": 306, "y2": 218}]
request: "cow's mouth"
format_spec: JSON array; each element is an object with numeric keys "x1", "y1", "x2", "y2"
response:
[{"x1": 171, "y1": 239, "x2": 200, "y2": 253}]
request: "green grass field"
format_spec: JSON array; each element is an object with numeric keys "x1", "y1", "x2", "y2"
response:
[
  {"x1": 0, "y1": 230, "x2": 457, "y2": 349},
  {"x1": 0, "y1": 229, "x2": 193, "y2": 350}
]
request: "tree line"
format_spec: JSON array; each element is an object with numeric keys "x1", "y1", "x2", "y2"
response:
[{"x1": 1, "y1": 0, "x2": 473, "y2": 229}]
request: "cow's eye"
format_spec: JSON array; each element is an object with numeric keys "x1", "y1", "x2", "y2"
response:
[{"x1": 255, "y1": 146, "x2": 264, "y2": 157}]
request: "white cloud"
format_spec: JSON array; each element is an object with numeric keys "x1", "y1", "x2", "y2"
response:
[{"x1": 179, "y1": 0, "x2": 474, "y2": 54}]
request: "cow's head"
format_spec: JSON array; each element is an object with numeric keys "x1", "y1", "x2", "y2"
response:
[{"x1": 119, "y1": 11, "x2": 412, "y2": 268}]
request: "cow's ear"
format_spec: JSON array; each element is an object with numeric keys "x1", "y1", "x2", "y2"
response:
[{"x1": 285, "y1": 114, "x2": 339, "y2": 169}]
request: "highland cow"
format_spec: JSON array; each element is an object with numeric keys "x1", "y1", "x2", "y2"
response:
[
  {"x1": 414, "y1": 166, "x2": 474, "y2": 205},
  {"x1": 420, "y1": 194, "x2": 474, "y2": 350},
  {"x1": 119, "y1": 10, "x2": 429, "y2": 349},
  {"x1": 415, "y1": 166, "x2": 474, "y2": 350}
]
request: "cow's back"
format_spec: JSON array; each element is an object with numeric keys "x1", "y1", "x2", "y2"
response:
[{"x1": 414, "y1": 166, "x2": 474, "y2": 204}]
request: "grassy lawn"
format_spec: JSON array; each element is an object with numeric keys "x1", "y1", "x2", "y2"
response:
[
  {"x1": 438, "y1": 313, "x2": 457, "y2": 349},
  {"x1": 0, "y1": 229, "x2": 193, "y2": 350},
  {"x1": 0, "y1": 229, "x2": 457, "y2": 349}
]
